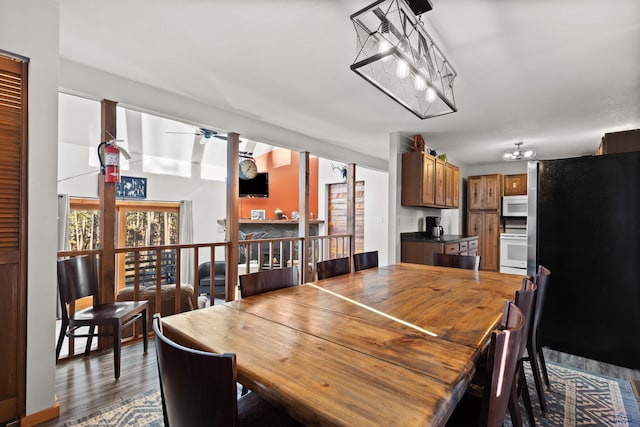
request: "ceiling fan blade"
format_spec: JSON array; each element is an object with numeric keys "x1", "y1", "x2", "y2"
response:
[{"x1": 165, "y1": 131, "x2": 200, "y2": 135}]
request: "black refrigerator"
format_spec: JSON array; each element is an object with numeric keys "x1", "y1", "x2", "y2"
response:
[{"x1": 527, "y1": 152, "x2": 640, "y2": 369}]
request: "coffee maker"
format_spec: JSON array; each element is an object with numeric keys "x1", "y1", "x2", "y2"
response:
[{"x1": 425, "y1": 216, "x2": 444, "y2": 239}]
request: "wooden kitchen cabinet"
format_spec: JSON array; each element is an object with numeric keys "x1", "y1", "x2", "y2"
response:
[
  {"x1": 435, "y1": 158, "x2": 446, "y2": 206},
  {"x1": 468, "y1": 174, "x2": 502, "y2": 210},
  {"x1": 504, "y1": 173, "x2": 527, "y2": 196},
  {"x1": 445, "y1": 163, "x2": 460, "y2": 208},
  {"x1": 401, "y1": 236, "x2": 479, "y2": 265},
  {"x1": 402, "y1": 152, "x2": 435, "y2": 206},
  {"x1": 401, "y1": 152, "x2": 459, "y2": 208},
  {"x1": 598, "y1": 129, "x2": 640, "y2": 154},
  {"x1": 467, "y1": 173, "x2": 502, "y2": 271},
  {"x1": 467, "y1": 211, "x2": 500, "y2": 271}
]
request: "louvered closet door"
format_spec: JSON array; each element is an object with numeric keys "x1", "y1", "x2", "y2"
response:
[{"x1": 0, "y1": 54, "x2": 28, "y2": 424}]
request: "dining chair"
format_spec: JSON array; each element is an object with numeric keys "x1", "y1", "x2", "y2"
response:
[
  {"x1": 153, "y1": 314, "x2": 302, "y2": 427},
  {"x1": 239, "y1": 266, "x2": 298, "y2": 298},
  {"x1": 432, "y1": 252, "x2": 481, "y2": 271},
  {"x1": 447, "y1": 300, "x2": 526, "y2": 427},
  {"x1": 316, "y1": 256, "x2": 350, "y2": 280},
  {"x1": 523, "y1": 265, "x2": 552, "y2": 414},
  {"x1": 509, "y1": 278, "x2": 538, "y2": 427},
  {"x1": 56, "y1": 254, "x2": 148, "y2": 379},
  {"x1": 353, "y1": 250, "x2": 379, "y2": 271}
]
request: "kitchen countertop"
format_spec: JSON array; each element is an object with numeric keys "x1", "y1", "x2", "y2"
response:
[{"x1": 400, "y1": 232, "x2": 479, "y2": 243}]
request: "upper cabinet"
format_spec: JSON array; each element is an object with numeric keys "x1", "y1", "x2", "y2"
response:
[
  {"x1": 598, "y1": 129, "x2": 640, "y2": 155},
  {"x1": 401, "y1": 152, "x2": 459, "y2": 209},
  {"x1": 468, "y1": 174, "x2": 502, "y2": 210},
  {"x1": 503, "y1": 173, "x2": 527, "y2": 196}
]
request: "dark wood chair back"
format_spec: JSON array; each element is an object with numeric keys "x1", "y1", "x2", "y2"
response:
[
  {"x1": 532, "y1": 265, "x2": 551, "y2": 343},
  {"x1": 515, "y1": 278, "x2": 537, "y2": 358},
  {"x1": 353, "y1": 250, "x2": 379, "y2": 272},
  {"x1": 239, "y1": 266, "x2": 299, "y2": 298},
  {"x1": 153, "y1": 314, "x2": 238, "y2": 427},
  {"x1": 525, "y1": 264, "x2": 553, "y2": 414},
  {"x1": 57, "y1": 254, "x2": 100, "y2": 306},
  {"x1": 316, "y1": 257, "x2": 350, "y2": 280},
  {"x1": 481, "y1": 300, "x2": 526, "y2": 427},
  {"x1": 432, "y1": 253, "x2": 481, "y2": 271},
  {"x1": 511, "y1": 278, "x2": 539, "y2": 426},
  {"x1": 56, "y1": 254, "x2": 148, "y2": 379}
]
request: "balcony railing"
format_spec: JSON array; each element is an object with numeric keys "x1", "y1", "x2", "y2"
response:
[{"x1": 56, "y1": 234, "x2": 351, "y2": 359}]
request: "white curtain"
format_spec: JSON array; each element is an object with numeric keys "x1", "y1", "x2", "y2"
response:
[
  {"x1": 56, "y1": 194, "x2": 70, "y2": 317},
  {"x1": 179, "y1": 200, "x2": 194, "y2": 286}
]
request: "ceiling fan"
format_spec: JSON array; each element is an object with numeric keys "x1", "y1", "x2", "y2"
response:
[{"x1": 166, "y1": 127, "x2": 227, "y2": 144}]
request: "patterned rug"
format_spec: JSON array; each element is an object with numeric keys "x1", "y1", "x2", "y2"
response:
[
  {"x1": 506, "y1": 362, "x2": 640, "y2": 426},
  {"x1": 64, "y1": 363, "x2": 640, "y2": 427}
]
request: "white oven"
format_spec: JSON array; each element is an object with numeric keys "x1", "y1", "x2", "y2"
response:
[
  {"x1": 500, "y1": 233, "x2": 528, "y2": 275},
  {"x1": 502, "y1": 195, "x2": 528, "y2": 217}
]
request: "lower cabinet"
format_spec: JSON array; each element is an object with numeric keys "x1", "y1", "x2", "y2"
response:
[
  {"x1": 401, "y1": 237, "x2": 479, "y2": 265},
  {"x1": 467, "y1": 211, "x2": 500, "y2": 271}
]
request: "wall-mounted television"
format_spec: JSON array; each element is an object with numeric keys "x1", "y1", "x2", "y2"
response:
[{"x1": 239, "y1": 172, "x2": 269, "y2": 198}]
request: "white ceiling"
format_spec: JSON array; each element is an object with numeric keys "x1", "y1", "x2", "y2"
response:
[{"x1": 58, "y1": 0, "x2": 640, "y2": 166}]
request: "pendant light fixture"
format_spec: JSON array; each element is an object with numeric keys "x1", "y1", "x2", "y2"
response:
[
  {"x1": 350, "y1": 0, "x2": 457, "y2": 119},
  {"x1": 502, "y1": 142, "x2": 536, "y2": 161}
]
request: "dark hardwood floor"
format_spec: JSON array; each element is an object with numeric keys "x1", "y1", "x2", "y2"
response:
[
  {"x1": 41, "y1": 340, "x2": 158, "y2": 426},
  {"x1": 40, "y1": 337, "x2": 640, "y2": 426}
]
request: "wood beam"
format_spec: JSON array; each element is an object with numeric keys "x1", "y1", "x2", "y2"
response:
[
  {"x1": 99, "y1": 99, "x2": 117, "y2": 348},
  {"x1": 225, "y1": 133, "x2": 240, "y2": 301},
  {"x1": 346, "y1": 163, "x2": 356, "y2": 268},
  {"x1": 298, "y1": 152, "x2": 310, "y2": 283}
]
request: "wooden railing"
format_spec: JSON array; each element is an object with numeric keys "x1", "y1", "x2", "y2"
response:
[{"x1": 56, "y1": 234, "x2": 351, "y2": 358}]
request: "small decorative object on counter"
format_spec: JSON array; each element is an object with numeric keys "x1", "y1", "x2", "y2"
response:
[
  {"x1": 291, "y1": 211, "x2": 300, "y2": 220},
  {"x1": 274, "y1": 208, "x2": 284, "y2": 220}
]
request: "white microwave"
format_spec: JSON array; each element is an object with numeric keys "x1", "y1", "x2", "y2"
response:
[{"x1": 502, "y1": 195, "x2": 528, "y2": 217}]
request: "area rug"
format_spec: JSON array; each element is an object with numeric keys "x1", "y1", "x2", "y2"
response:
[
  {"x1": 64, "y1": 363, "x2": 640, "y2": 427},
  {"x1": 506, "y1": 362, "x2": 640, "y2": 426},
  {"x1": 62, "y1": 389, "x2": 163, "y2": 427}
]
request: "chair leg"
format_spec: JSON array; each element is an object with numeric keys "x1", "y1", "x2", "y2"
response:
[
  {"x1": 519, "y1": 365, "x2": 536, "y2": 427},
  {"x1": 114, "y1": 322, "x2": 122, "y2": 379},
  {"x1": 55, "y1": 318, "x2": 68, "y2": 361},
  {"x1": 84, "y1": 325, "x2": 96, "y2": 356},
  {"x1": 142, "y1": 309, "x2": 148, "y2": 354},
  {"x1": 526, "y1": 344, "x2": 548, "y2": 414},
  {"x1": 536, "y1": 341, "x2": 551, "y2": 388},
  {"x1": 508, "y1": 382, "x2": 523, "y2": 427}
]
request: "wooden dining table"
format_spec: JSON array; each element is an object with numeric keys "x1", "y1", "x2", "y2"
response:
[{"x1": 161, "y1": 263, "x2": 522, "y2": 426}]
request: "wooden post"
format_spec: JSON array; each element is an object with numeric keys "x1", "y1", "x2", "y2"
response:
[
  {"x1": 298, "y1": 152, "x2": 310, "y2": 283},
  {"x1": 99, "y1": 99, "x2": 117, "y2": 348},
  {"x1": 225, "y1": 133, "x2": 240, "y2": 301},
  {"x1": 346, "y1": 163, "x2": 356, "y2": 269}
]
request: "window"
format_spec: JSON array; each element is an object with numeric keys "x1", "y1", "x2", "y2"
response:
[{"x1": 68, "y1": 198, "x2": 180, "y2": 288}]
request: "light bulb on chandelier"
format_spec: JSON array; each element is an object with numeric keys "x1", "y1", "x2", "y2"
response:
[{"x1": 502, "y1": 142, "x2": 536, "y2": 161}]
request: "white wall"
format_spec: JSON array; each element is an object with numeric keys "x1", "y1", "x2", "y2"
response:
[
  {"x1": 317, "y1": 158, "x2": 389, "y2": 266},
  {"x1": 0, "y1": 0, "x2": 59, "y2": 417},
  {"x1": 464, "y1": 161, "x2": 528, "y2": 177}
]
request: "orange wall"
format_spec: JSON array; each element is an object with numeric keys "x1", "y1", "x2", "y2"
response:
[{"x1": 239, "y1": 148, "x2": 319, "y2": 220}]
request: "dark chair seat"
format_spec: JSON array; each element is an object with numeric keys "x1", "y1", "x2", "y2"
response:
[{"x1": 56, "y1": 254, "x2": 148, "y2": 379}]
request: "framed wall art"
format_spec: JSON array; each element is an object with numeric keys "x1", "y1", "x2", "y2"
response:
[{"x1": 116, "y1": 176, "x2": 147, "y2": 199}]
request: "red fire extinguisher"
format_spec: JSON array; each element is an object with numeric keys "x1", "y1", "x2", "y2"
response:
[{"x1": 98, "y1": 140, "x2": 128, "y2": 183}]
